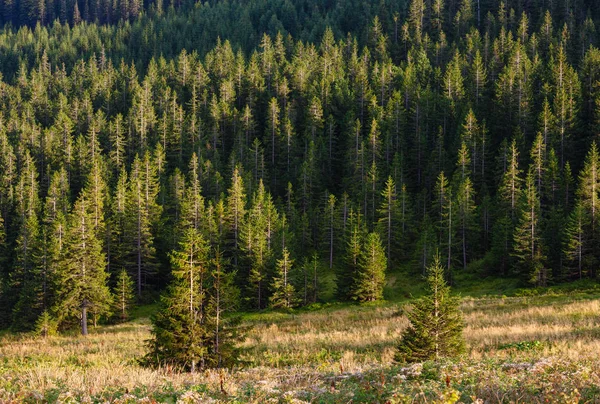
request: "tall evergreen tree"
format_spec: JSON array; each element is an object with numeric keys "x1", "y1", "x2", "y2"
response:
[
  {"x1": 270, "y1": 247, "x2": 296, "y2": 309},
  {"x1": 513, "y1": 170, "x2": 547, "y2": 285},
  {"x1": 53, "y1": 194, "x2": 113, "y2": 330},
  {"x1": 377, "y1": 176, "x2": 400, "y2": 269},
  {"x1": 114, "y1": 269, "x2": 135, "y2": 321},
  {"x1": 352, "y1": 232, "x2": 386, "y2": 302},
  {"x1": 208, "y1": 248, "x2": 239, "y2": 367},
  {"x1": 145, "y1": 228, "x2": 211, "y2": 372}
]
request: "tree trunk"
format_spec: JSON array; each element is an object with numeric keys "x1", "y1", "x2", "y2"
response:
[{"x1": 81, "y1": 306, "x2": 88, "y2": 336}]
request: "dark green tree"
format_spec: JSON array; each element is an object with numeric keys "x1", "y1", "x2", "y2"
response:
[
  {"x1": 145, "y1": 228, "x2": 211, "y2": 372},
  {"x1": 53, "y1": 194, "x2": 113, "y2": 330}
]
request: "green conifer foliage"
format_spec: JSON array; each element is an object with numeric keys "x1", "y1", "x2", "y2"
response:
[
  {"x1": 395, "y1": 255, "x2": 464, "y2": 363},
  {"x1": 270, "y1": 247, "x2": 296, "y2": 309},
  {"x1": 145, "y1": 228, "x2": 210, "y2": 372},
  {"x1": 352, "y1": 232, "x2": 386, "y2": 302},
  {"x1": 53, "y1": 194, "x2": 113, "y2": 330},
  {"x1": 34, "y1": 310, "x2": 58, "y2": 337},
  {"x1": 114, "y1": 269, "x2": 135, "y2": 321}
]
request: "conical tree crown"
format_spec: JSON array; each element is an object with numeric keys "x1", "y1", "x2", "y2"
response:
[{"x1": 395, "y1": 255, "x2": 464, "y2": 363}]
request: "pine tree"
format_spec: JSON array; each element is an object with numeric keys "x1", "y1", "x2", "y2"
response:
[
  {"x1": 53, "y1": 194, "x2": 113, "y2": 330},
  {"x1": 270, "y1": 247, "x2": 296, "y2": 309},
  {"x1": 34, "y1": 310, "x2": 58, "y2": 338},
  {"x1": 453, "y1": 143, "x2": 476, "y2": 271},
  {"x1": 11, "y1": 152, "x2": 43, "y2": 331},
  {"x1": 208, "y1": 248, "x2": 239, "y2": 367},
  {"x1": 337, "y1": 208, "x2": 365, "y2": 300},
  {"x1": 299, "y1": 253, "x2": 323, "y2": 305},
  {"x1": 434, "y1": 172, "x2": 454, "y2": 274},
  {"x1": 530, "y1": 133, "x2": 546, "y2": 195},
  {"x1": 114, "y1": 269, "x2": 135, "y2": 321},
  {"x1": 240, "y1": 180, "x2": 275, "y2": 309},
  {"x1": 145, "y1": 228, "x2": 210, "y2": 372},
  {"x1": 470, "y1": 50, "x2": 487, "y2": 105},
  {"x1": 395, "y1": 255, "x2": 464, "y2": 363},
  {"x1": 377, "y1": 176, "x2": 400, "y2": 269},
  {"x1": 572, "y1": 142, "x2": 600, "y2": 277},
  {"x1": 455, "y1": 176, "x2": 476, "y2": 270},
  {"x1": 225, "y1": 167, "x2": 246, "y2": 270},
  {"x1": 564, "y1": 202, "x2": 588, "y2": 280},
  {"x1": 124, "y1": 154, "x2": 160, "y2": 297},
  {"x1": 512, "y1": 170, "x2": 547, "y2": 285},
  {"x1": 325, "y1": 193, "x2": 338, "y2": 270},
  {"x1": 352, "y1": 232, "x2": 386, "y2": 302},
  {"x1": 179, "y1": 154, "x2": 206, "y2": 233}
]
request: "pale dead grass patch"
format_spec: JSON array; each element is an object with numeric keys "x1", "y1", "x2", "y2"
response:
[{"x1": 0, "y1": 295, "x2": 599, "y2": 401}]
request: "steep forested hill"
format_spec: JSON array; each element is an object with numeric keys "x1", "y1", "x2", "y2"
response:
[{"x1": 1, "y1": 0, "x2": 600, "y2": 332}]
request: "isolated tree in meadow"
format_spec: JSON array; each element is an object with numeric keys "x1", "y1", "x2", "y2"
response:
[
  {"x1": 395, "y1": 255, "x2": 464, "y2": 363},
  {"x1": 352, "y1": 232, "x2": 387, "y2": 302}
]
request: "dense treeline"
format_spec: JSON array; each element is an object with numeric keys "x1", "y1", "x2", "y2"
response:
[
  {"x1": 0, "y1": 0, "x2": 408, "y2": 75},
  {"x1": 1, "y1": 0, "x2": 599, "y2": 79},
  {"x1": 2, "y1": 0, "x2": 600, "y2": 332}
]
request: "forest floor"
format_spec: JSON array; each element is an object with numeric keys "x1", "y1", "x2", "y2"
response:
[{"x1": 1, "y1": 284, "x2": 600, "y2": 403}]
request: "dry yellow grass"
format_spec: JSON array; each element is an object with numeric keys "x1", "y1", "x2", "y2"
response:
[{"x1": 0, "y1": 295, "x2": 599, "y2": 402}]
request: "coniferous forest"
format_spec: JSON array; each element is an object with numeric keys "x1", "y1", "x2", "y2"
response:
[{"x1": 1, "y1": 0, "x2": 600, "y2": 360}]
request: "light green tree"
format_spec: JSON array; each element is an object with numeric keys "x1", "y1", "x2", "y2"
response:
[{"x1": 352, "y1": 232, "x2": 386, "y2": 302}]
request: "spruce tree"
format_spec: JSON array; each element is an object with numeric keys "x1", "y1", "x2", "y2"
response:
[
  {"x1": 270, "y1": 247, "x2": 296, "y2": 309},
  {"x1": 114, "y1": 269, "x2": 135, "y2": 321},
  {"x1": 513, "y1": 170, "x2": 547, "y2": 285},
  {"x1": 352, "y1": 232, "x2": 386, "y2": 302},
  {"x1": 564, "y1": 202, "x2": 588, "y2": 280},
  {"x1": 34, "y1": 310, "x2": 58, "y2": 338},
  {"x1": 377, "y1": 176, "x2": 400, "y2": 269},
  {"x1": 53, "y1": 194, "x2": 113, "y2": 330},
  {"x1": 225, "y1": 167, "x2": 247, "y2": 270},
  {"x1": 208, "y1": 248, "x2": 239, "y2": 367},
  {"x1": 575, "y1": 142, "x2": 600, "y2": 277},
  {"x1": 145, "y1": 228, "x2": 211, "y2": 372},
  {"x1": 395, "y1": 255, "x2": 464, "y2": 363},
  {"x1": 337, "y1": 208, "x2": 365, "y2": 300}
]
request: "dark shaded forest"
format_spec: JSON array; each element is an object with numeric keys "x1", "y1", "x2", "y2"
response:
[{"x1": 1, "y1": 0, "x2": 600, "y2": 333}]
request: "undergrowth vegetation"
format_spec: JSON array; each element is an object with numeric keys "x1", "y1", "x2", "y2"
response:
[{"x1": 1, "y1": 290, "x2": 600, "y2": 402}]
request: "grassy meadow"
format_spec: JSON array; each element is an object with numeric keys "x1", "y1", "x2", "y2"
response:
[{"x1": 1, "y1": 287, "x2": 600, "y2": 403}]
